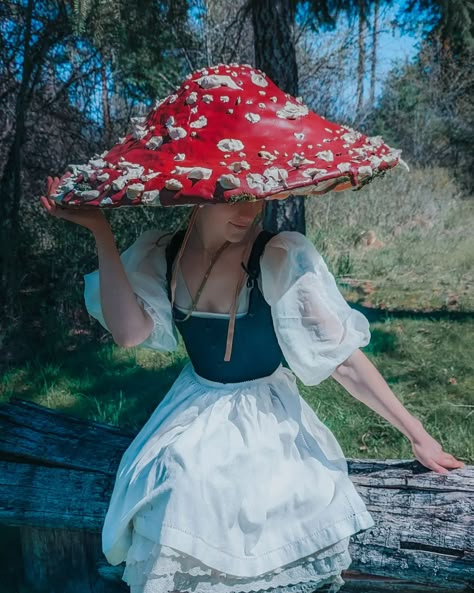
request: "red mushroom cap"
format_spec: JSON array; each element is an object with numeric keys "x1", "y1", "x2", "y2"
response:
[{"x1": 51, "y1": 63, "x2": 405, "y2": 208}]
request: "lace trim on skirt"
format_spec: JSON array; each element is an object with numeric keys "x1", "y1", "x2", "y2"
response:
[{"x1": 122, "y1": 530, "x2": 351, "y2": 593}]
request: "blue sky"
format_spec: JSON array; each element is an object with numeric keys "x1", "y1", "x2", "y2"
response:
[{"x1": 299, "y1": 0, "x2": 424, "y2": 113}]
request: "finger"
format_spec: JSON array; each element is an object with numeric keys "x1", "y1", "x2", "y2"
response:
[
  {"x1": 40, "y1": 195, "x2": 53, "y2": 213},
  {"x1": 444, "y1": 455, "x2": 465, "y2": 468},
  {"x1": 429, "y1": 460, "x2": 449, "y2": 475}
]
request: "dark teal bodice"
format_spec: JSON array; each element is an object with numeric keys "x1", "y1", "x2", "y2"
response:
[{"x1": 167, "y1": 230, "x2": 285, "y2": 383}]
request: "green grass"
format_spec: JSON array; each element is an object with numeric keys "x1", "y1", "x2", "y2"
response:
[{"x1": 1, "y1": 316, "x2": 472, "y2": 463}]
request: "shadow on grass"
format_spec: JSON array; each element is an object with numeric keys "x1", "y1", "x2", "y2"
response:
[{"x1": 2, "y1": 325, "x2": 189, "y2": 434}]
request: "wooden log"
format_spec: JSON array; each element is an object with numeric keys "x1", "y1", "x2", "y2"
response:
[{"x1": 0, "y1": 398, "x2": 472, "y2": 592}]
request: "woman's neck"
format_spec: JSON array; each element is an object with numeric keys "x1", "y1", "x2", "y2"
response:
[{"x1": 190, "y1": 217, "x2": 261, "y2": 254}]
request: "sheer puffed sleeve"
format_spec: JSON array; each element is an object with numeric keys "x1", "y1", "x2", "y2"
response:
[
  {"x1": 83, "y1": 228, "x2": 179, "y2": 352},
  {"x1": 260, "y1": 231, "x2": 371, "y2": 386}
]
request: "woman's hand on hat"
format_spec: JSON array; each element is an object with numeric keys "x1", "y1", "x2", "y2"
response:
[
  {"x1": 410, "y1": 430, "x2": 465, "y2": 475},
  {"x1": 40, "y1": 174, "x2": 110, "y2": 233}
]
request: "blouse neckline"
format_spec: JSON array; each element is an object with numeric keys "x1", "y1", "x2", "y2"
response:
[{"x1": 174, "y1": 265, "x2": 252, "y2": 318}]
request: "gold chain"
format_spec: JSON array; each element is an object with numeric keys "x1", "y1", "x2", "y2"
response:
[{"x1": 176, "y1": 240, "x2": 231, "y2": 322}]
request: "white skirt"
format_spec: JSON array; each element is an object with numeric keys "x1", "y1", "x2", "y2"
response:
[{"x1": 102, "y1": 362, "x2": 375, "y2": 593}]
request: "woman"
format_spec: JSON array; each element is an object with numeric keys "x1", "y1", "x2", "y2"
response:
[{"x1": 40, "y1": 178, "x2": 464, "y2": 593}]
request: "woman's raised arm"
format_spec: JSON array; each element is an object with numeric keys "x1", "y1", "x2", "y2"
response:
[{"x1": 40, "y1": 174, "x2": 153, "y2": 347}]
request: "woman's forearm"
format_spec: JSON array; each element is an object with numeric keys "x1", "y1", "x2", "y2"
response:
[
  {"x1": 331, "y1": 349, "x2": 427, "y2": 443},
  {"x1": 92, "y1": 224, "x2": 153, "y2": 346}
]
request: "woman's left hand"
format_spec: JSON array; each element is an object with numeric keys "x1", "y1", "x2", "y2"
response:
[{"x1": 410, "y1": 430, "x2": 465, "y2": 475}]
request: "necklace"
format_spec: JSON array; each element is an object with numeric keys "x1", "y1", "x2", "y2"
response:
[{"x1": 177, "y1": 239, "x2": 231, "y2": 322}]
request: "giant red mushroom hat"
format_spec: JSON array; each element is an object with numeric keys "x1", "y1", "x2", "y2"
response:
[{"x1": 51, "y1": 63, "x2": 407, "y2": 208}]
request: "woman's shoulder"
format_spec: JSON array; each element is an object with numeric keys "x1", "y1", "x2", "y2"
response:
[{"x1": 263, "y1": 230, "x2": 324, "y2": 269}]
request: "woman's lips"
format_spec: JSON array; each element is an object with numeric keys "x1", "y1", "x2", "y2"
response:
[{"x1": 230, "y1": 221, "x2": 249, "y2": 228}]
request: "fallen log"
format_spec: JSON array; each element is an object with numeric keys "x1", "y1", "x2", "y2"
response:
[{"x1": 0, "y1": 398, "x2": 472, "y2": 592}]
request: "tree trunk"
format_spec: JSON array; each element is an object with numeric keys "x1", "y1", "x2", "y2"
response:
[
  {"x1": 101, "y1": 58, "x2": 111, "y2": 142},
  {"x1": 250, "y1": 0, "x2": 305, "y2": 234},
  {"x1": 369, "y1": 0, "x2": 379, "y2": 109},
  {"x1": 356, "y1": 0, "x2": 367, "y2": 118},
  {"x1": 0, "y1": 0, "x2": 34, "y2": 309}
]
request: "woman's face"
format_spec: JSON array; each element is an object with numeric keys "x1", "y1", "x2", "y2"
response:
[{"x1": 199, "y1": 201, "x2": 264, "y2": 243}]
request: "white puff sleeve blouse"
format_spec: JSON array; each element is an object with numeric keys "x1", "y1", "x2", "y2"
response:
[
  {"x1": 83, "y1": 229, "x2": 179, "y2": 352},
  {"x1": 260, "y1": 231, "x2": 371, "y2": 386}
]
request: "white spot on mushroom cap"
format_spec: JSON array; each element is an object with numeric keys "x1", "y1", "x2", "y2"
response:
[
  {"x1": 264, "y1": 167, "x2": 288, "y2": 187},
  {"x1": 186, "y1": 91, "x2": 198, "y2": 105},
  {"x1": 195, "y1": 74, "x2": 241, "y2": 90},
  {"x1": 131, "y1": 126, "x2": 148, "y2": 140},
  {"x1": 168, "y1": 94, "x2": 178, "y2": 103},
  {"x1": 245, "y1": 113, "x2": 261, "y2": 123},
  {"x1": 169, "y1": 127, "x2": 187, "y2": 140},
  {"x1": 190, "y1": 106, "x2": 198, "y2": 114},
  {"x1": 227, "y1": 108, "x2": 234, "y2": 114},
  {"x1": 153, "y1": 97, "x2": 166, "y2": 110},
  {"x1": 100, "y1": 197, "x2": 113, "y2": 205},
  {"x1": 126, "y1": 183, "x2": 145, "y2": 198},
  {"x1": 220, "y1": 96, "x2": 230, "y2": 103},
  {"x1": 367, "y1": 135, "x2": 384, "y2": 147},
  {"x1": 202, "y1": 94, "x2": 213, "y2": 103},
  {"x1": 141, "y1": 190, "x2": 160, "y2": 204},
  {"x1": 219, "y1": 174, "x2": 241, "y2": 189},
  {"x1": 228, "y1": 160, "x2": 250, "y2": 172},
  {"x1": 277, "y1": 101, "x2": 309, "y2": 119},
  {"x1": 302, "y1": 168, "x2": 328, "y2": 178},
  {"x1": 190, "y1": 115, "x2": 208, "y2": 129},
  {"x1": 288, "y1": 153, "x2": 314, "y2": 167},
  {"x1": 246, "y1": 169, "x2": 285, "y2": 193},
  {"x1": 112, "y1": 174, "x2": 134, "y2": 191},
  {"x1": 258, "y1": 103, "x2": 266, "y2": 109},
  {"x1": 174, "y1": 153, "x2": 185, "y2": 161},
  {"x1": 165, "y1": 179, "x2": 183, "y2": 190},
  {"x1": 78, "y1": 190, "x2": 100, "y2": 201},
  {"x1": 368, "y1": 155, "x2": 382, "y2": 168},
  {"x1": 140, "y1": 171, "x2": 161, "y2": 181},
  {"x1": 336, "y1": 162, "x2": 351, "y2": 173},
  {"x1": 89, "y1": 158, "x2": 108, "y2": 168},
  {"x1": 358, "y1": 165, "x2": 373, "y2": 177},
  {"x1": 118, "y1": 136, "x2": 127, "y2": 144},
  {"x1": 166, "y1": 116, "x2": 175, "y2": 127},
  {"x1": 217, "y1": 138, "x2": 244, "y2": 152},
  {"x1": 294, "y1": 132, "x2": 305, "y2": 140},
  {"x1": 270, "y1": 96, "x2": 277, "y2": 102},
  {"x1": 97, "y1": 173, "x2": 110, "y2": 182},
  {"x1": 245, "y1": 99, "x2": 253, "y2": 104},
  {"x1": 251, "y1": 71, "x2": 268, "y2": 87},
  {"x1": 258, "y1": 91, "x2": 266, "y2": 96},
  {"x1": 174, "y1": 166, "x2": 212, "y2": 180},
  {"x1": 146, "y1": 136, "x2": 164, "y2": 149},
  {"x1": 315, "y1": 150, "x2": 334, "y2": 162},
  {"x1": 258, "y1": 150, "x2": 276, "y2": 164}
]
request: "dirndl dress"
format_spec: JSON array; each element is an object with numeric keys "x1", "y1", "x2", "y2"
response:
[{"x1": 83, "y1": 228, "x2": 375, "y2": 593}]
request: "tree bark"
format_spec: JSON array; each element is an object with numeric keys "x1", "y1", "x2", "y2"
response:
[
  {"x1": 356, "y1": 0, "x2": 367, "y2": 117},
  {"x1": 369, "y1": 0, "x2": 379, "y2": 109},
  {"x1": 101, "y1": 58, "x2": 111, "y2": 142},
  {"x1": 0, "y1": 0, "x2": 35, "y2": 308},
  {"x1": 250, "y1": 0, "x2": 305, "y2": 234}
]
